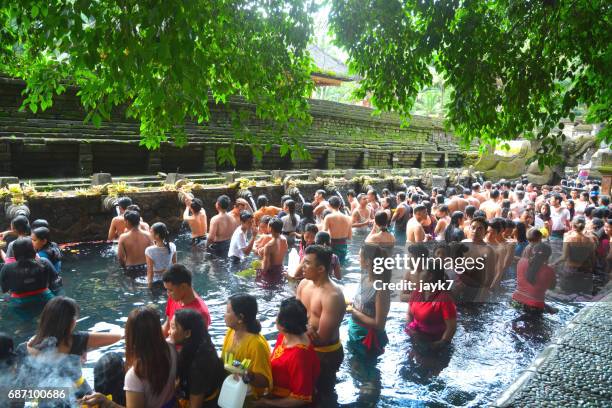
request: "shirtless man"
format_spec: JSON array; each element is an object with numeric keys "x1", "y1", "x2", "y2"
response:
[
  {"x1": 351, "y1": 194, "x2": 372, "y2": 230},
  {"x1": 253, "y1": 195, "x2": 281, "y2": 226},
  {"x1": 296, "y1": 245, "x2": 346, "y2": 396},
  {"x1": 107, "y1": 197, "x2": 132, "y2": 241},
  {"x1": 117, "y1": 210, "x2": 153, "y2": 278},
  {"x1": 366, "y1": 189, "x2": 380, "y2": 218},
  {"x1": 230, "y1": 198, "x2": 253, "y2": 228},
  {"x1": 406, "y1": 205, "x2": 429, "y2": 243},
  {"x1": 347, "y1": 189, "x2": 359, "y2": 213},
  {"x1": 447, "y1": 187, "x2": 469, "y2": 213},
  {"x1": 183, "y1": 197, "x2": 207, "y2": 246},
  {"x1": 323, "y1": 196, "x2": 352, "y2": 265},
  {"x1": 126, "y1": 204, "x2": 150, "y2": 232},
  {"x1": 463, "y1": 190, "x2": 481, "y2": 209},
  {"x1": 482, "y1": 181, "x2": 493, "y2": 200},
  {"x1": 454, "y1": 217, "x2": 496, "y2": 301},
  {"x1": 480, "y1": 189, "x2": 502, "y2": 219},
  {"x1": 261, "y1": 218, "x2": 288, "y2": 277},
  {"x1": 485, "y1": 217, "x2": 513, "y2": 287},
  {"x1": 391, "y1": 192, "x2": 412, "y2": 241},
  {"x1": 313, "y1": 189, "x2": 330, "y2": 220},
  {"x1": 472, "y1": 183, "x2": 487, "y2": 204},
  {"x1": 206, "y1": 195, "x2": 235, "y2": 258}
]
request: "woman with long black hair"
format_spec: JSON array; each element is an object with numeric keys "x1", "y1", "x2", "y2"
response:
[
  {"x1": 145, "y1": 222, "x2": 177, "y2": 288},
  {"x1": 443, "y1": 211, "x2": 465, "y2": 243},
  {"x1": 171, "y1": 309, "x2": 224, "y2": 408},
  {"x1": 512, "y1": 243, "x2": 556, "y2": 313},
  {"x1": 0, "y1": 237, "x2": 61, "y2": 306}
]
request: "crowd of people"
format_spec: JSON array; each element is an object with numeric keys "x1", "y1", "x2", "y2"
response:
[{"x1": 0, "y1": 175, "x2": 610, "y2": 407}]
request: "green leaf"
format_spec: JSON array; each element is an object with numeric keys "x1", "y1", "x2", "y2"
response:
[{"x1": 31, "y1": 5, "x2": 39, "y2": 18}]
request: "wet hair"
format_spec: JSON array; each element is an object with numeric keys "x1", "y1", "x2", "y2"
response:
[
  {"x1": 516, "y1": 191, "x2": 525, "y2": 200},
  {"x1": 515, "y1": 222, "x2": 528, "y2": 242},
  {"x1": 437, "y1": 204, "x2": 449, "y2": 215},
  {"x1": 304, "y1": 223, "x2": 318, "y2": 235},
  {"x1": 277, "y1": 297, "x2": 308, "y2": 335},
  {"x1": 11, "y1": 215, "x2": 30, "y2": 235},
  {"x1": 413, "y1": 204, "x2": 427, "y2": 215},
  {"x1": 444, "y1": 211, "x2": 465, "y2": 243},
  {"x1": 229, "y1": 294, "x2": 261, "y2": 334},
  {"x1": 321, "y1": 209, "x2": 332, "y2": 219},
  {"x1": 465, "y1": 205, "x2": 476, "y2": 218},
  {"x1": 397, "y1": 191, "x2": 406, "y2": 202},
  {"x1": 190, "y1": 198, "x2": 203, "y2": 213},
  {"x1": 314, "y1": 231, "x2": 331, "y2": 246},
  {"x1": 125, "y1": 306, "x2": 170, "y2": 396},
  {"x1": 126, "y1": 204, "x2": 141, "y2": 214},
  {"x1": 552, "y1": 194, "x2": 563, "y2": 204},
  {"x1": 269, "y1": 217, "x2": 283, "y2": 234},
  {"x1": 162, "y1": 264, "x2": 192, "y2": 286},
  {"x1": 584, "y1": 205, "x2": 595, "y2": 218},
  {"x1": 123, "y1": 210, "x2": 140, "y2": 228},
  {"x1": 410, "y1": 193, "x2": 421, "y2": 204},
  {"x1": 447, "y1": 187, "x2": 457, "y2": 197},
  {"x1": 174, "y1": 309, "x2": 222, "y2": 396},
  {"x1": 472, "y1": 182, "x2": 481, "y2": 191},
  {"x1": 471, "y1": 216, "x2": 488, "y2": 230},
  {"x1": 151, "y1": 222, "x2": 171, "y2": 254},
  {"x1": 260, "y1": 215, "x2": 272, "y2": 225},
  {"x1": 526, "y1": 227, "x2": 543, "y2": 242},
  {"x1": 501, "y1": 199, "x2": 511, "y2": 218},
  {"x1": 328, "y1": 196, "x2": 341, "y2": 209},
  {"x1": 240, "y1": 211, "x2": 253, "y2": 223},
  {"x1": 301, "y1": 203, "x2": 314, "y2": 221},
  {"x1": 285, "y1": 200, "x2": 297, "y2": 227},
  {"x1": 526, "y1": 243, "x2": 552, "y2": 284},
  {"x1": 488, "y1": 217, "x2": 505, "y2": 233},
  {"x1": 592, "y1": 207, "x2": 608, "y2": 220},
  {"x1": 304, "y1": 244, "x2": 332, "y2": 274},
  {"x1": 347, "y1": 189, "x2": 356, "y2": 198},
  {"x1": 31, "y1": 227, "x2": 61, "y2": 265},
  {"x1": 32, "y1": 226, "x2": 50, "y2": 243},
  {"x1": 31, "y1": 219, "x2": 49, "y2": 229},
  {"x1": 216, "y1": 195, "x2": 230, "y2": 210},
  {"x1": 315, "y1": 189, "x2": 326, "y2": 198},
  {"x1": 94, "y1": 352, "x2": 126, "y2": 406},
  {"x1": 490, "y1": 190, "x2": 500, "y2": 199},
  {"x1": 572, "y1": 216, "x2": 586, "y2": 232},
  {"x1": 117, "y1": 197, "x2": 133, "y2": 209},
  {"x1": 13, "y1": 237, "x2": 37, "y2": 264},
  {"x1": 357, "y1": 193, "x2": 366, "y2": 202},
  {"x1": 374, "y1": 211, "x2": 389, "y2": 231},
  {"x1": 484, "y1": 181, "x2": 492, "y2": 189},
  {"x1": 473, "y1": 209, "x2": 486, "y2": 218},
  {"x1": 257, "y1": 195, "x2": 269, "y2": 208},
  {"x1": 502, "y1": 190, "x2": 510, "y2": 199},
  {"x1": 436, "y1": 195, "x2": 446, "y2": 205},
  {"x1": 31, "y1": 296, "x2": 79, "y2": 349},
  {"x1": 591, "y1": 217, "x2": 604, "y2": 232}
]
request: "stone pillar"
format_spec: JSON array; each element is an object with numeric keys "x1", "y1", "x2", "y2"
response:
[
  {"x1": 92, "y1": 173, "x2": 112, "y2": 186},
  {"x1": 361, "y1": 150, "x2": 369, "y2": 169},
  {"x1": 78, "y1": 143, "x2": 93, "y2": 176},
  {"x1": 326, "y1": 149, "x2": 336, "y2": 170},
  {"x1": 444, "y1": 152, "x2": 449, "y2": 168},
  {"x1": 147, "y1": 150, "x2": 162, "y2": 174},
  {"x1": 419, "y1": 152, "x2": 425, "y2": 169},
  {"x1": 203, "y1": 145, "x2": 217, "y2": 171},
  {"x1": 0, "y1": 142, "x2": 12, "y2": 176}
]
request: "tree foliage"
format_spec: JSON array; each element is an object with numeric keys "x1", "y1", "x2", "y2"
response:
[
  {"x1": 0, "y1": 0, "x2": 316, "y2": 165},
  {"x1": 330, "y1": 0, "x2": 612, "y2": 166}
]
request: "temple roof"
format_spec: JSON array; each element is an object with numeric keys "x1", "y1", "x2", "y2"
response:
[{"x1": 308, "y1": 44, "x2": 355, "y2": 84}]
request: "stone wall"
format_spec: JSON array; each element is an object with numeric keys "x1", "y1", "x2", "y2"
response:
[{"x1": 0, "y1": 76, "x2": 467, "y2": 178}]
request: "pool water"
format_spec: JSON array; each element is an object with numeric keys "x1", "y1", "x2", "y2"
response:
[{"x1": 0, "y1": 229, "x2": 582, "y2": 407}]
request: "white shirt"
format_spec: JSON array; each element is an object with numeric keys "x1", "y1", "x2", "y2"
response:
[
  {"x1": 228, "y1": 226, "x2": 248, "y2": 259},
  {"x1": 550, "y1": 206, "x2": 570, "y2": 231}
]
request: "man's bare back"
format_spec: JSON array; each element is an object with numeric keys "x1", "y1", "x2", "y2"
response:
[
  {"x1": 406, "y1": 217, "x2": 426, "y2": 243},
  {"x1": 108, "y1": 216, "x2": 126, "y2": 241},
  {"x1": 186, "y1": 210, "x2": 207, "y2": 238},
  {"x1": 448, "y1": 197, "x2": 469, "y2": 213},
  {"x1": 324, "y1": 212, "x2": 352, "y2": 239},
  {"x1": 263, "y1": 235, "x2": 288, "y2": 271},
  {"x1": 208, "y1": 213, "x2": 234, "y2": 243},
  {"x1": 118, "y1": 229, "x2": 152, "y2": 266},
  {"x1": 480, "y1": 200, "x2": 501, "y2": 220}
]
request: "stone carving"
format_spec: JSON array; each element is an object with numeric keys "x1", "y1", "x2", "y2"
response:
[{"x1": 474, "y1": 134, "x2": 598, "y2": 184}]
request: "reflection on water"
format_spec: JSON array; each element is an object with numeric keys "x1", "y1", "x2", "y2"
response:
[{"x1": 0, "y1": 228, "x2": 582, "y2": 407}]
